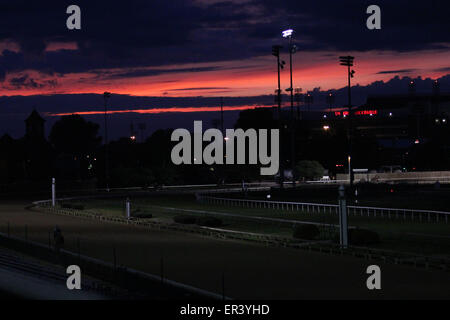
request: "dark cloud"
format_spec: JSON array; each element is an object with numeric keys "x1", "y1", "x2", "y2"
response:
[
  {"x1": 0, "y1": 0, "x2": 448, "y2": 78},
  {"x1": 377, "y1": 69, "x2": 416, "y2": 74},
  {"x1": 97, "y1": 67, "x2": 222, "y2": 80},
  {"x1": 434, "y1": 67, "x2": 450, "y2": 72},
  {"x1": 5, "y1": 74, "x2": 58, "y2": 89}
]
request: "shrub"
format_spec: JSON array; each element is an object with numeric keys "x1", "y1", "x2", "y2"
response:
[
  {"x1": 61, "y1": 203, "x2": 72, "y2": 209},
  {"x1": 293, "y1": 224, "x2": 320, "y2": 240},
  {"x1": 294, "y1": 160, "x2": 325, "y2": 181},
  {"x1": 131, "y1": 209, "x2": 153, "y2": 219},
  {"x1": 173, "y1": 215, "x2": 197, "y2": 224},
  {"x1": 348, "y1": 228, "x2": 380, "y2": 246},
  {"x1": 196, "y1": 217, "x2": 222, "y2": 228},
  {"x1": 72, "y1": 204, "x2": 85, "y2": 210}
]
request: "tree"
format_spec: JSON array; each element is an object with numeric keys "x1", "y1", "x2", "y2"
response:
[
  {"x1": 295, "y1": 160, "x2": 325, "y2": 181},
  {"x1": 49, "y1": 115, "x2": 101, "y2": 155},
  {"x1": 234, "y1": 108, "x2": 277, "y2": 130},
  {"x1": 49, "y1": 115, "x2": 101, "y2": 180}
]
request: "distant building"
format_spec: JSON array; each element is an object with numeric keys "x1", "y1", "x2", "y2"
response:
[
  {"x1": 299, "y1": 92, "x2": 450, "y2": 172},
  {"x1": 22, "y1": 110, "x2": 52, "y2": 180},
  {"x1": 327, "y1": 93, "x2": 450, "y2": 140}
]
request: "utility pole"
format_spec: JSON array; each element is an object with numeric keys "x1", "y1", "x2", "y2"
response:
[
  {"x1": 272, "y1": 45, "x2": 285, "y2": 188},
  {"x1": 339, "y1": 56, "x2": 355, "y2": 188},
  {"x1": 103, "y1": 92, "x2": 111, "y2": 192}
]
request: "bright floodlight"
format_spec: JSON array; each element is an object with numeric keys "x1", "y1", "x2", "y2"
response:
[{"x1": 282, "y1": 29, "x2": 293, "y2": 38}]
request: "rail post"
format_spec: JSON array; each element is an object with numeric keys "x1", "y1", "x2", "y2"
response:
[
  {"x1": 125, "y1": 197, "x2": 131, "y2": 220},
  {"x1": 51, "y1": 178, "x2": 56, "y2": 207},
  {"x1": 338, "y1": 185, "x2": 348, "y2": 248}
]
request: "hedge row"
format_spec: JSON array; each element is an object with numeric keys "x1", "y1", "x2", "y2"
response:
[{"x1": 173, "y1": 215, "x2": 222, "y2": 228}]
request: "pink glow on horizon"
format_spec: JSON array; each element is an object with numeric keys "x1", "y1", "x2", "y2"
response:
[
  {"x1": 2, "y1": 49, "x2": 449, "y2": 98},
  {"x1": 47, "y1": 104, "x2": 275, "y2": 117}
]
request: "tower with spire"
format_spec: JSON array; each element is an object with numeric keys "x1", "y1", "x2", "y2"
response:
[{"x1": 25, "y1": 109, "x2": 46, "y2": 141}]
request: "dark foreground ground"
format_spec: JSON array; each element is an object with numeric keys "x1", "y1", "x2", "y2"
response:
[{"x1": 0, "y1": 200, "x2": 449, "y2": 299}]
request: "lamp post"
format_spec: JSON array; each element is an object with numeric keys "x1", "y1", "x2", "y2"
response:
[
  {"x1": 326, "y1": 93, "x2": 335, "y2": 109},
  {"x1": 272, "y1": 45, "x2": 285, "y2": 188},
  {"x1": 305, "y1": 93, "x2": 313, "y2": 112},
  {"x1": 339, "y1": 56, "x2": 355, "y2": 188},
  {"x1": 103, "y1": 92, "x2": 111, "y2": 192},
  {"x1": 283, "y1": 29, "x2": 297, "y2": 187}
]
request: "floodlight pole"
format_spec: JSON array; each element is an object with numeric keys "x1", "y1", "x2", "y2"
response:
[
  {"x1": 287, "y1": 34, "x2": 296, "y2": 187},
  {"x1": 273, "y1": 45, "x2": 284, "y2": 188},
  {"x1": 339, "y1": 56, "x2": 355, "y2": 188},
  {"x1": 347, "y1": 63, "x2": 353, "y2": 188}
]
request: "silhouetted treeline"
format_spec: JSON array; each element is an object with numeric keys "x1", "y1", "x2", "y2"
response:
[{"x1": 1, "y1": 108, "x2": 450, "y2": 190}]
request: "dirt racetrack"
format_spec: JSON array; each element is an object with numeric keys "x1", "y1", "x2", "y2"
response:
[{"x1": 0, "y1": 200, "x2": 449, "y2": 299}]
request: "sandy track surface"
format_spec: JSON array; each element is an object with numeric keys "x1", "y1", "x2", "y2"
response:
[{"x1": 1, "y1": 200, "x2": 449, "y2": 299}]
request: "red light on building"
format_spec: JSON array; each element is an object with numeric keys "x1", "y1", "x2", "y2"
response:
[
  {"x1": 334, "y1": 110, "x2": 377, "y2": 117},
  {"x1": 354, "y1": 110, "x2": 378, "y2": 116}
]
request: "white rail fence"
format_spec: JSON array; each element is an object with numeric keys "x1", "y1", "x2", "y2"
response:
[{"x1": 198, "y1": 195, "x2": 450, "y2": 224}]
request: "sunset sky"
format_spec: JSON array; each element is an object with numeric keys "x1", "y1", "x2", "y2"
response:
[{"x1": 0, "y1": 0, "x2": 449, "y2": 138}]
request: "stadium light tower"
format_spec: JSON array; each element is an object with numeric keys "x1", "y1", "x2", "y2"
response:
[
  {"x1": 272, "y1": 44, "x2": 285, "y2": 188},
  {"x1": 339, "y1": 56, "x2": 355, "y2": 188},
  {"x1": 283, "y1": 28, "x2": 297, "y2": 187}
]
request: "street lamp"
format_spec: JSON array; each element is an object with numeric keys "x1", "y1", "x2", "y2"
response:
[
  {"x1": 433, "y1": 79, "x2": 440, "y2": 96},
  {"x1": 305, "y1": 93, "x2": 313, "y2": 112},
  {"x1": 103, "y1": 91, "x2": 111, "y2": 191},
  {"x1": 326, "y1": 93, "x2": 335, "y2": 109},
  {"x1": 339, "y1": 56, "x2": 355, "y2": 188},
  {"x1": 282, "y1": 28, "x2": 297, "y2": 187}
]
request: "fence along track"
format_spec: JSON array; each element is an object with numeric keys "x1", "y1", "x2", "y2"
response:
[
  {"x1": 197, "y1": 194, "x2": 450, "y2": 224},
  {"x1": 31, "y1": 199, "x2": 450, "y2": 272}
]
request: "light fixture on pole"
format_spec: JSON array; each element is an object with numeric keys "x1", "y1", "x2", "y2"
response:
[{"x1": 282, "y1": 29, "x2": 293, "y2": 38}]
